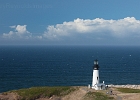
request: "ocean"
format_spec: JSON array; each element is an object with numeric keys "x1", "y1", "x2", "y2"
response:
[{"x1": 0, "y1": 45, "x2": 140, "y2": 92}]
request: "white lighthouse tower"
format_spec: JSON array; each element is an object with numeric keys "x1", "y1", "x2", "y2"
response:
[{"x1": 92, "y1": 60, "x2": 106, "y2": 90}]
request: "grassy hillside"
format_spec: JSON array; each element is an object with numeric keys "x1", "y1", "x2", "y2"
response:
[
  {"x1": 117, "y1": 88, "x2": 140, "y2": 93},
  {"x1": 4, "y1": 86, "x2": 140, "y2": 100},
  {"x1": 10, "y1": 86, "x2": 76, "y2": 100}
]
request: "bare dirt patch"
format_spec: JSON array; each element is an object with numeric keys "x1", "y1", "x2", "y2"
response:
[{"x1": 0, "y1": 92, "x2": 21, "y2": 100}]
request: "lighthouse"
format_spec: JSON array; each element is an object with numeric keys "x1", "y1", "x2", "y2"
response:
[
  {"x1": 92, "y1": 60, "x2": 106, "y2": 90},
  {"x1": 92, "y1": 59, "x2": 99, "y2": 88}
]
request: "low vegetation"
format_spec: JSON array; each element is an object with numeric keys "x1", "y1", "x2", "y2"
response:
[
  {"x1": 117, "y1": 88, "x2": 140, "y2": 93},
  {"x1": 10, "y1": 86, "x2": 76, "y2": 100},
  {"x1": 84, "y1": 91, "x2": 114, "y2": 100}
]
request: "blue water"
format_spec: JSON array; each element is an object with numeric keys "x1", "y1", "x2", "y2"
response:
[{"x1": 0, "y1": 45, "x2": 140, "y2": 92}]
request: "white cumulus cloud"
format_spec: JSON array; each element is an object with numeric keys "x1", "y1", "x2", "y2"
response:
[
  {"x1": 43, "y1": 17, "x2": 140, "y2": 41},
  {"x1": 3, "y1": 25, "x2": 32, "y2": 39},
  {"x1": 9, "y1": 25, "x2": 16, "y2": 28}
]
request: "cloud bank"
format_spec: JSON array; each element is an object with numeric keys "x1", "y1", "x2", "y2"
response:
[
  {"x1": 2, "y1": 17, "x2": 140, "y2": 45},
  {"x1": 43, "y1": 17, "x2": 140, "y2": 39}
]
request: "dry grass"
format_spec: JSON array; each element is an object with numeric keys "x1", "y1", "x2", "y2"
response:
[{"x1": 84, "y1": 91, "x2": 114, "y2": 100}]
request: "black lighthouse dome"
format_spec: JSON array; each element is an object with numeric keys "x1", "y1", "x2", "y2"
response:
[{"x1": 93, "y1": 59, "x2": 99, "y2": 70}]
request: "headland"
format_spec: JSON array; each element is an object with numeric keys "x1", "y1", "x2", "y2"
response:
[{"x1": 0, "y1": 85, "x2": 140, "y2": 100}]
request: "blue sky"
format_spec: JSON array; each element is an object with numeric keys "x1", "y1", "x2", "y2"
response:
[{"x1": 1, "y1": 0, "x2": 140, "y2": 45}]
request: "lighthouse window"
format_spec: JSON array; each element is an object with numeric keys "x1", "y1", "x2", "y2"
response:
[{"x1": 97, "y1": 77, "x2": 98, "y2": 80}]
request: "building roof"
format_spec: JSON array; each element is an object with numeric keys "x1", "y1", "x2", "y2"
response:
[{"x1": 96, "y1": 83, "x2": 106, "y2": 87}]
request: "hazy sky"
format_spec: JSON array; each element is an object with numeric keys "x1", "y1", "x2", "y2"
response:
[{"x1": 1, "y1": 0, "x2": 140, "y2": 45}]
